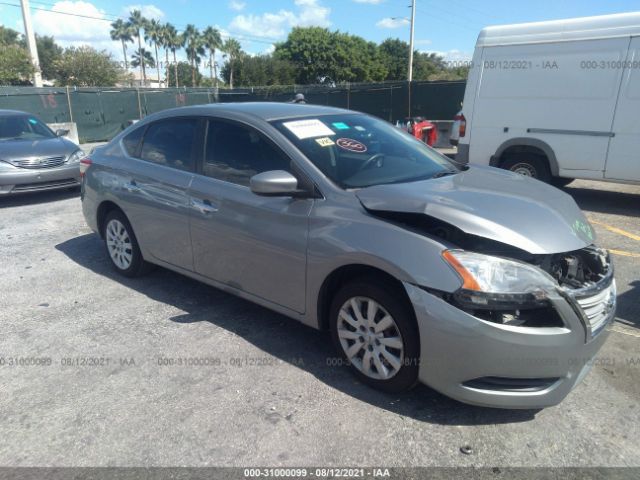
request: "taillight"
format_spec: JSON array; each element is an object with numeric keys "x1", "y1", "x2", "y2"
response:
[
  {"x1": 456, "y1": 113, "x2": 467, "y2": 138},
  {"x1": 79, "y1": 157, "x2": 92, "y2": 177}
]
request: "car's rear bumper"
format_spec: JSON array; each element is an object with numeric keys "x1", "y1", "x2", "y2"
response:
[
  {"x1": 404, "y1": 282, "x2": 613, "y2": 409},
  {"x1": 0, "y1": 163, "x2": 80, "y2": 195}
]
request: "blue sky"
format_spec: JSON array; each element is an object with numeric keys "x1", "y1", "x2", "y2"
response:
[{"x1": 1, "y1": 0, "x2": 639, "y2": 66}]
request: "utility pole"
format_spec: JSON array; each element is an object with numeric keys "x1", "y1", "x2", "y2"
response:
[
  {"x1": 408, "y1": 0, "x2": 416, "y2": 82},
  {"x1": 20, "y1": 0, "x2": 43, "y2": 87}
]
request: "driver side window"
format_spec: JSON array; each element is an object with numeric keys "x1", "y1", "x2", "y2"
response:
[{"x1": 204, "y1": 120, "x2": 292, "y2": 187}]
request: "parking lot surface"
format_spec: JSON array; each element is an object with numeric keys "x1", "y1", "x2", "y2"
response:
[{"x1": 1, "y1": 179, "x2": 639, "y2": 467}]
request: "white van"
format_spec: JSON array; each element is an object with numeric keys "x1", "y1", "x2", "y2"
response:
[{"x1": 457, "y1": 12, "x2": 640, "y2": 186}]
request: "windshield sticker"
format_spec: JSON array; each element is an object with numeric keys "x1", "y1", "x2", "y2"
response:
[
  {"x1": 282, "y1": 119, "x2": 335, "y2": 139},
  {"x1": 315, "y1": 137, "x2": 335, "y2": 147},
  {"x1": 28, "y1": 118, "x2": 37, "y2": 124},
  {"x1": 336, "y1": 138, "x2": 367, "y2": 153},
  {"x1": 332, "y1": 122, "x2": 350, "y2": 130},
  {"x1": 354, "y1": 126, "x2": 366, "y2": 132}
]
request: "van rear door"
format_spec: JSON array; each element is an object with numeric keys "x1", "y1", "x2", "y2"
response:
[{"x1": 605, "y1": 36, "x2": 640, "y2": 182}]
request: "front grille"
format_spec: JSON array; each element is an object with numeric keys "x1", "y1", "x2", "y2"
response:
[
  {"x1": 11, "y1": 178, "x2": 79, "y2": 192},
  {"x1": 11, "y1": 156, "x2": 66, "y2": 169},
  {"x1": 575, "y1": 280, "x2": 616, "y2": 337}
]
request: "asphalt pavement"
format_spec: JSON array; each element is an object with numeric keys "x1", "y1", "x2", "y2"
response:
[{"x1": 0, "y1": 179, "x2": 638, "y2": 468}]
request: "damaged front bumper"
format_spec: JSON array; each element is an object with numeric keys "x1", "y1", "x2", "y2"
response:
[{"x1": 404, "y1": 267, "x2": 616, "y2": 409}]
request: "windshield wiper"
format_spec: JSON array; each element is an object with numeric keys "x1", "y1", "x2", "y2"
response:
[{"x1": 430, "y1": 169, "x2": 458, "y2": 179}]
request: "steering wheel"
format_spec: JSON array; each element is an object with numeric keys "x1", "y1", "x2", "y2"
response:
[{"x1": 356, "y1": 153, "x2": 385, "y2": 173}]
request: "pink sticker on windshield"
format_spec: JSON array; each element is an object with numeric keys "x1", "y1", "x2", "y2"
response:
[{"x1": 336, "y1": 138, "x2": 367, "y2": 153}]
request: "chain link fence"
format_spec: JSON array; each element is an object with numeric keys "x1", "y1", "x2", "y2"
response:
[{"x1": 0, "y1": 80, "x2": 465, "y2": 143}]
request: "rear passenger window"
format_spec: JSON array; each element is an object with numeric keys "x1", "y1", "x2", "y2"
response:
[
  {"x1": 122, "y1": 126, "x2": 144, "y2": 157},
  {"x1": 204, "y1": 120, "x2": 292, "y2": 187},
  {"x1": 140, "y1": 118, "x2": 198, "y2": 172}
]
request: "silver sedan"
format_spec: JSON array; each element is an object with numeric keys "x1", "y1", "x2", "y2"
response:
[
  {"x1": 0, "y1": 110, "x2": 83, "y2": 195},
  {"x1": 80, "y1": 103, "x2": 615, "y2": 409}
]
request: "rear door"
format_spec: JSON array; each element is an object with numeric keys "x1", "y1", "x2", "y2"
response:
[
  {"x1": 605, "y1": 36, "x2": 640, "y2": 182},
  {"x1": 188, "y1": 118, "x2": 312, "y2": 313},
  {"x1": 119, "y1": 117, "x2": 200, "y2": 270}
]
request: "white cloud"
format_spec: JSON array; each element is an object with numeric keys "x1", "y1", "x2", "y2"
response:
[
  {"x1": 423, "y1": 49, "x2": 473, "y2": 62},
  {"x1": 376, "y1": 17, "x2": 409, "y2": 29},
  {"x1": 229, "y1": 0, "x2": 330, "y2": 39},
  {"x1": 229, "y1": 0, "x2": 246, "y2": 11},
  {"x1": 122, "y1": 4, "x2": 165, "y2": 20},
  {"x1": 353, "y1": 0, "x2": 385, "y2": 4},
  {"x1": 31, "y1": 0, "x2": 119, "y2": 56}
]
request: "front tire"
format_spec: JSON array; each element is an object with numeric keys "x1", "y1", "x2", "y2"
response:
[
  {"x1": 103, "y1": 210, "x2": 150, "y2": 277},
  {"x1": 329, "y1": 279, "x2": 420, "y2": 393}
]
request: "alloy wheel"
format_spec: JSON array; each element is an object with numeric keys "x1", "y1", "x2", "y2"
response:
[
  {"x1": 336, "y1": 296, "x2": 405, "y2": 380},
  {"x1": 106, "y1": 219, "x2": 133, "y2": 270}
]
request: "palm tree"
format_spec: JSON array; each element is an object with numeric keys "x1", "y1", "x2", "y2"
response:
[
  {"x1": 131, "y1": 48, "x2": 156, "y2": 70},
  {"x1": 128, "y1": 9, "x2": 147, "y2": 85},
  {"x1": 183, "y1": 24, "x2": 204, "y2": 87},
  {"x1": 222, "y1": 38, "x2": 242, "y2": 89},
  {"x1": 202, "y1": 26, "x2": 222, "y2": 88},
  {"x1": 164, "y1": 25, "x2": 182, "y2": 87},
  {"x1": 110, "y1": 19, "x2": 133, "y2": 72},
  {"x1": 160, "y1": 23, "x2": 172, "y2": 87},
  {"x1": 131, "y1": 48, "x2": 156, "y2": 68},
  {"x1": 145, "y1": 19, "x2": 163, "y2": 86}
]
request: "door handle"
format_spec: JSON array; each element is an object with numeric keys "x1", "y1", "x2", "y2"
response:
[
  {"x1": 124, "y1": 181, "x2": 141, "y2": 193},
  {"x1": 190, "y1": 198, "x2": 218, "y2": 215}
]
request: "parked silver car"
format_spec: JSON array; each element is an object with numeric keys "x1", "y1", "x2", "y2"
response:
[
  {"x1": 0, "y1": 110, "x2": 83, "y2": 195},
  {"x1": 81, "y1": 103, "x2": 615, "y2": 409}
]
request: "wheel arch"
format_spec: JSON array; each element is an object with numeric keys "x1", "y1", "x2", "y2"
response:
[
  {"x1": 96, "y1": 200, "x2": 127, "y2": 238},
  {"x1": 316, "y1": 264, "x2": 414, "y2": 332},
  {"x1": 490, "y1": 137, "x2": 559, "y2": 176}
]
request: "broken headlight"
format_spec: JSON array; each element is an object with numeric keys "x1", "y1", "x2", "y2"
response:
[{"x1": 442, "y1": 250, "x2": 558, "y2": 311}]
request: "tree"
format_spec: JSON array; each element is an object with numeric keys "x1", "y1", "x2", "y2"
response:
[
  {"x1": 221, "y1": 54, "x2": 295, "y2": 87},
  {"x1": 35, "y1": 35, "x2": 62, "y2": 81},
  {"x1": 274, "y1": 27, "x2": 387, "y2": 84},
  {"x1": 222, "y1": 38, "x2": 242, "y2": 89},
  {"x1": 145, "y1": 19, "x2": 163, "y2": 86},
  {"x1": 0, "y1": 26, "x2": 22, "y2": 46},
  {"x1": 202, "y1": 26, "x2": 222, "y2": 87},
  {"x1": 131, "y1": 48, "x2": 155, "y2": 71},
  {"x1": 166, "y1": 61, "x2": 200, "y2": 87},
  {"x1": 183, "y1": 24, "x2": 204, "y2": 87},
  {"x1": 0, "y1": 44, "x2": 34, "y2": 85},
  {"x1": 164, "y1": 24, "x2": 182, "y2": 88},
  {"x1": 379, "y1": 38, "x2": 465, "y2": 81},
  {"x1": 128, "y1": 10, "x2": 147, "y2": 84},
  {"x1": 110, "y1": 19, "x2": 133, "y2": 72},
  {"x1": 53, "y1": 46, "x2": 123, "y2": 86}
]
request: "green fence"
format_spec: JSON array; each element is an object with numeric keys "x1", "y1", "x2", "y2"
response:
[{"x1": 0, "y1": 80, "x2": 465, "y2": 143}]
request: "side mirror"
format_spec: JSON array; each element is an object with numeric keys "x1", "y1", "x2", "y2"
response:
[
  {"x1": 56, "y1": 129, "x2": 70, "y2": 137},
  {"x1": 250, "y1": 170, "x2": 300, "y2": 197}
]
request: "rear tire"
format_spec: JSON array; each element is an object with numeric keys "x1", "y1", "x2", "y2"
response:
[
  {"x1": 329, "y1": 278, "x2": 420, "y2": 393},
  {"x1": 501, "y1": 155, "x2": 551, "y2": 183},
  {"x1": 103, "y1": 210, "x2": 151, "y2": 277}
]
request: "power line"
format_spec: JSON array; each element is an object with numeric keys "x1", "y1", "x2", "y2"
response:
[{"x1": 0, "y1": 1, "x2": 281, "y2": 45}]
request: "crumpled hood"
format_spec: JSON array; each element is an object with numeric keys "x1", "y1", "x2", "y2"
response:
[
  {"x1": 0, "y1": 137, "x2": 78, "y2": 163},
  {"x1": 355, "y1": 166, "x2": 595, "y2": 254}
]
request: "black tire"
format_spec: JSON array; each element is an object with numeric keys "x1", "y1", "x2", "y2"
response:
[
  {"x1": 501, "y1": 155, "x2": 551, "y2": 183},
  {"x1": 329, "y1": 278, "x2": 420, "y2": 393},
  {"x1": 551, "y1": 177, "x2": 573, "y2": 188},
  {"x1": 102, "y1": 210, "x2": 151, "y2": 277}
]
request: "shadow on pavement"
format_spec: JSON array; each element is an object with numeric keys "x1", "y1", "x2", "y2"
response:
[
  {"x1": 565, "y1": 185, "x2": 640, "y2": 218},
  {"x1": 0, "y1": 187, "x2": 79, "y2": 208},
  {"x1": 56, "y1": 233, "x2": 541, "y2": 426},
  {"x1": 616, "y1": 280, "x2": 640, "y2": 330}
]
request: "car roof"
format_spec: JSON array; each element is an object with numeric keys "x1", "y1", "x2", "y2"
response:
[
  {"x1": 0, "y1": 110, "x2": 31, "y2": 117},
  {"x1": 148, "y1": 102, "x2": 356, "y2": 122}
]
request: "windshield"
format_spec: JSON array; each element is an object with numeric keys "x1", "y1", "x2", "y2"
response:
[
  {"x1": 0, "y1": 115, "x2": 56, "y2": 141},
  {"x1": 272, "y1": 114, "x2": 457, "y2": 188}
]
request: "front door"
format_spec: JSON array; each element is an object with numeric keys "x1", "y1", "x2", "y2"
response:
[{"x1": 189, "y1": 119, "x2": 312, "y2": 313}]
